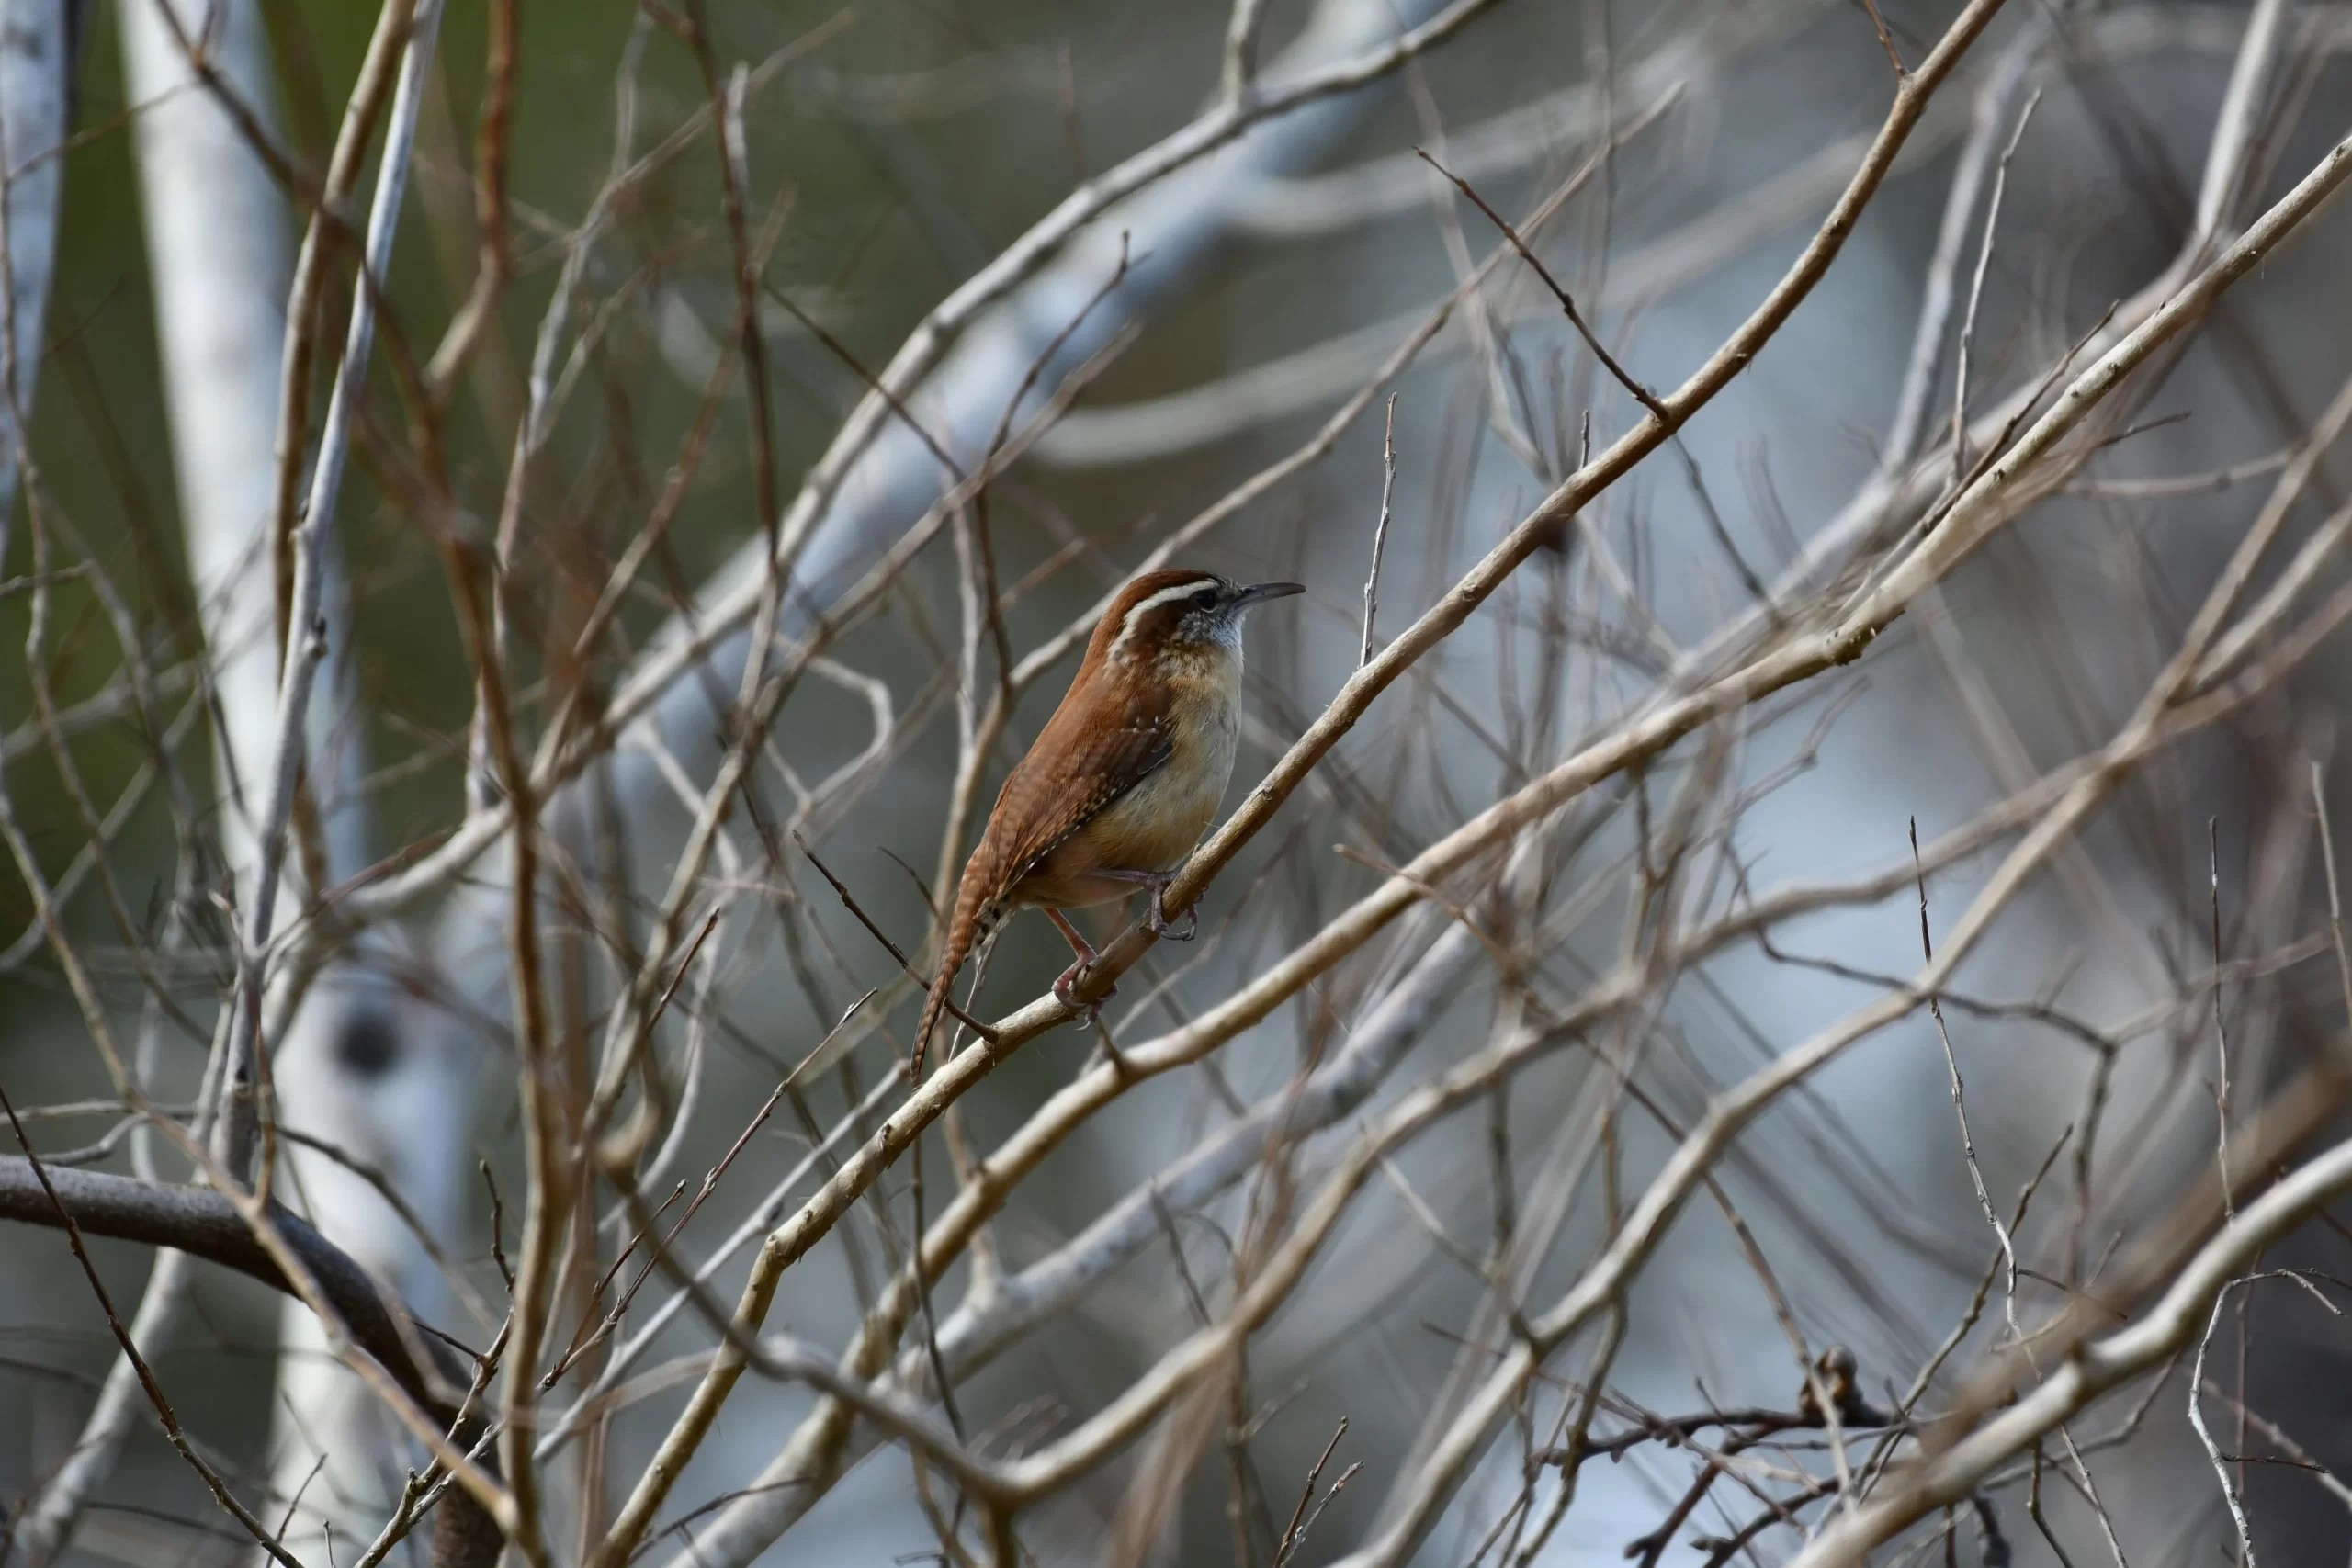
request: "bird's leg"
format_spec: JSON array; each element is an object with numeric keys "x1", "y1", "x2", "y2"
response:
[
  {"x1": 1092, "y1": 867, "x2": 1196, "y2": 942},
  {"x1": 1045, "y1": 908, "x2": 1114, "y2": 1020}
]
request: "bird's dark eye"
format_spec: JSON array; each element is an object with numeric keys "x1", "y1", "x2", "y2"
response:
[{"x1": 1192, "y1": 588, "x2": 1218, "y2": 610}]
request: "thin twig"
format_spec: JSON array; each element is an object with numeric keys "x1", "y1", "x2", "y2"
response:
[
  {"x1": 1360, "y1": 394, "x2": 1399, "y2": 666},
  {"x1": 2211, "y1": 818, "x2": 2236, "y2": 1220},
  {"x1": 2189, "y1": 1287, "x2": 2258, "y2": 1567},
  {"x1": 1949, "y1": 86, "x2": 2040, "y2": 495},
  {"x1": 1277, "y1": 1419, "x2": 1348, "y2": 1562},
  {"x1": 1414, "y1": 147, "x2": 1668, "y2": 423},
  {"x1": 1858, "y1": 0, "x2": 1907, "y2": 77},
  {"x1": 797, "y1": 836, "x2": 1001, "y2": 1044},
  {"x1": 2312, "y1": 760, "x2": 2352, "y2": 1037}
]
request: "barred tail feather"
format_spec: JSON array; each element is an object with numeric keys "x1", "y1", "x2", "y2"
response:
[
  {"x1": 911, "y1": 942, "x2": 963, "y2": 1077},
  {"x1": 912, "y1": 877, "x2": 995, "y2": 1077}
]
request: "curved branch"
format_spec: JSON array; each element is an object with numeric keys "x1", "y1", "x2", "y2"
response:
[{"x1": 0, "y1": 1156, "x2": 502, "y2": 1568}]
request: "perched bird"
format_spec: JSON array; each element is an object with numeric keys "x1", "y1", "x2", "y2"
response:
[{"x1": 911, "y1": 567, "x2": 1304, "y2": 1072}]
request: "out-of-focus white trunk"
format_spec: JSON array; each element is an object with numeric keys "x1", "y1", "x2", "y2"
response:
[
  {"x1": 121, "y1": 0, "x2": 470, "y2": 1556},
  {"x1": 0, "y1": 4, "x2": 95, "y2": 1563},
  {"x1": 121, "y1": 1, "x2": 298, "y2": 852},
  {"x1": 0, "y1": 0, "x2": 66, "y2": 536}
]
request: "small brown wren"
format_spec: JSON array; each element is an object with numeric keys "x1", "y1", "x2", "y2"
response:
[{"x1": 912, "y1": 567, "x2": 1303, "y2": 1071}]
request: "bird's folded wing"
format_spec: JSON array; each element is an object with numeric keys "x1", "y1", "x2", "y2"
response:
[{"x1": 990, "y1": 707, "x2": 1174, "y2": 887}]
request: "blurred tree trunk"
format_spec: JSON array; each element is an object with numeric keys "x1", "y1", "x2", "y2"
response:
[
  {"x1": 118, "y1": 0, "x2": 464, "y2": 1555},
  {"x1": 0, "y1": 0, "x2": 69, "y2": 535},
  {"x1": 0, "y1": 6, "x2": 93, "y2": 1561}
]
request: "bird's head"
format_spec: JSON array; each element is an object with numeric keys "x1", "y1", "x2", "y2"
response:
[{"x1": 1096, "y1": 568, "x2": 1304, "y2": 665}]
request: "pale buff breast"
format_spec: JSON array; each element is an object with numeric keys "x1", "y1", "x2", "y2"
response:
[{"x1": 1015, "y1": 649, "x2": 1240, "y2": 908}]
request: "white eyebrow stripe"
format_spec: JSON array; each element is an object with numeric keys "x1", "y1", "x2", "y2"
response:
[{"x1": 1105, "y1": 579, "x2": 1217, "y2": 663}]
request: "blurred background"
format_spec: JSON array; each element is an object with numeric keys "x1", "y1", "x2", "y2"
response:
[{"x1": 6, "y1": 0, "x2": 2352, "y2": 1563}]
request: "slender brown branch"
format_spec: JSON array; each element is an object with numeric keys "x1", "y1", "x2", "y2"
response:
[{"x1": 1414, "y1": 147, "x2": 1667, "y2": 423}]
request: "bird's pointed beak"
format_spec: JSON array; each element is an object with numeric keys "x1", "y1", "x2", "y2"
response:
[{"x1": 1232, "y1": 581, "x2": 1305, "y2": 610}]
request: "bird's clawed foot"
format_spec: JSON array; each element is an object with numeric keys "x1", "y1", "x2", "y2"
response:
[
  {"x1": 1146, "y1": 881, "x2": 1197, "y2": 942},
  {"x1": 1099, "y1": 868, "x2": 1196, "y2": 942},
  {"x1": 1045, "y1": 908, "x2": 1115, "y2": 1025},
  {"x1": 1052, "y1": 955, "x2": 1114, "y2": 1024}
]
